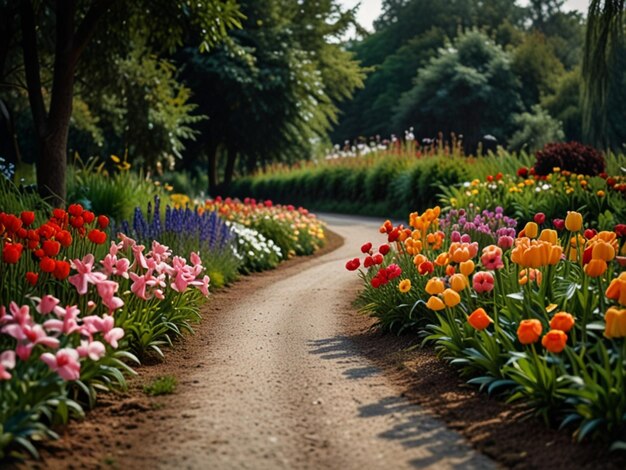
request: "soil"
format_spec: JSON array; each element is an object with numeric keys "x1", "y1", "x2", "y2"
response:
[{"x1": 7, "y1": 214, "x2": 624, "y2": 469}]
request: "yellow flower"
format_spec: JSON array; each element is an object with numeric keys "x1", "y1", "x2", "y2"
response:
[
  {"x1": 538, "y1": 229, "x2": 558, "y2": 245},
  {"x1": 426, "y1": 296, "x2": 446, "y2": 311},
  {"x1": 425, "y1": 277, "x2": 445, "y2": 295},
  {"x1": 565, "y1": 211, "x2": 583, "y2": 232},
  {"x1": 459, "y1": 260, "x2": 475, "y2": 276},
  {"x1": 398, "y1": 279, "x2": 411, "y2": 293},
  {"x1": 110, "y1": 154, "x2": 121, "y2": 163},
  {"x1": 442, "y1": 288, "x2": 461, "y2": 307},
  {"x1": 584, "y1": 259, "x2": 607, "y2": 278},
  {"x1": 524, "y1": 222, "x2": 539, "y2": 239},
  {"x1": 604, "y1": 307, "x2": 626, "y2": 338},
  {"x1": 597, "y1": 190, "x2": 606, "y2": 197},
  {"x1": 449, "y1": 273, "x2": 468, "y2": 292},
  {"x1": 592, "y1": 240, "x2": 615, "y2": 262}
]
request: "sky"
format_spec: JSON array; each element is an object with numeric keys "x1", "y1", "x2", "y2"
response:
[{"x1": 340, "y1": 0, "x2": 590, "y2": 32}]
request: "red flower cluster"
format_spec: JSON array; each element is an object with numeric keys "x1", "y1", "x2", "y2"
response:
[
  {"x1": 371, "y1": 264, "x2": 402, "y2": 288},
  {"x1": 0, "y1": 203, "x2": 111, "y2": 284}
]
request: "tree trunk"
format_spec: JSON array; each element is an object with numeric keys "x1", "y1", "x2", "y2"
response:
[
  {"x1": 223, "y1": 147, "x2": 237, "y2": 190},
  {"x1": 207, "y1": 142, "x2": 219, "y2": 197}
]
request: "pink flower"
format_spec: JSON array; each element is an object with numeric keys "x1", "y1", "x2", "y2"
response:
[
  {"x1": 6, "y1": 302, "x2": 31, "y2": 326},
  {"x1": 77, "y1": 340, "x2": 106, "y2": 361},
  {"x1": 132, "y1": 244, "x2": 149, "y2": 270},
  {"x1": 36, "y1": 295, "x2": 60, "y2": 314},
  {"x1": 69, "y1": 254, "x2": 107, "y2": 295},
  {"x1": 117, "y1": 233, "x2": 136, "y2": 250},
  {"x1": 101, "y1": 254, "x2": 130, "y2": 279},
  {"x1": 190, "y1": 252, "x2": 202, "y2": 266},
  {"x1": 96, "y1": 280, "x2": 124, "y2": 312},
  {"x1": 497, "y1": 235, "x2": 514, "y2": 250},
  {"x1": 191, "y1": 275, "x2": 211, "y2": 297},
  {"x1": 481, "y1": 245, "x2": 504, "y2": 270},
  {"x1": 151, "y1": 241, "x2": 171, "y2": 263},
  {"x1": 450, "y1": 231, "x2": 461, "y2": 243},
  {"x1": 40, "y1": 348, "x2": 81, "y2": 381},
  {"x1": 4, "y1": 323, "x2": 61, "y2": 360},
  {"x1": 473, "y1": 271, "x2": 495, "y2": 294},
  {"x1": 129, "y1": 271, "x2": 152, "y2": 300},
  {"x1": 43, "y1": 305, "x2": 81, "y2": 335},
  {"x1": 0, "y1": 350, "x2": 16, "y2": 380}
]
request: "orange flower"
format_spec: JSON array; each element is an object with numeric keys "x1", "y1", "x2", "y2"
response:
[
  {"x1": 549, "y1": 312, "x2": 575, "y2": 332},
  {"x1": 584, "y1": 259, "x2": 607, "y2": 278},
  {"x1": 538, "y1": 229, "x2": 558, "y2": 245},
  {"x1": 517, "y1": 319, "x2": 543, "y2": 344},
  {"x1": 542, "y1": 330, "x2": 568, "y2": 353},
  {"x1": 449, "y1": 273, "x2": 468, "y2": 292},
  {"x1": 606, "y1": 272, "x2": 626, "y2": 306},
  {"x1": 413, "y1": 254, "x2": 427, "y2": 268},
  {"x1": 435, "y1": 252, "x2": 450, "y2": 267},
  {"x1": 445, "y1": 264, "x2": 456, "y2": 277},
  {"x1": 591, "y1": 240, "x2": 615, "y2": 262},
  {"x1": 398, "y1": 279, "x2": 411, "y2": 293},
  {"x1": 442, "y1": 288, "x2": 461, "y2": 307},
  {"x1": 468, "y1": 308, "x2": 492, "y2": 331},
  {"x1": 524, "y1": 222, "x2": 539, "y2": 239},
  {"x1": 519, "y1": 268, "x2": 542, "y2": 286},
  {"x1": 605, "y1": 307, "x2": 626, "y2": 338},
  {"x1": 459, "y1": 260, "x2": 475, "y2": 276},
  {"x1": 426, "y1": 296, "x2": 446, "y2": 311},
  {"x1": 425, "y1": 277, "x2": 445, "y2": 295},
  {"x1": 565, "y1": 211, "x2": 583, "y2": 232}
]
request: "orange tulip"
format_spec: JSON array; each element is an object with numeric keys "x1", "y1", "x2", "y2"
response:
[
  {"x1": 549, "y1": 312, "x2": 575, "y2": 332},
  {"x1": 468, "y1": 308, "x2": 492, "y2": 330},
  {"x1": 442, "y1": 288, "x2": 461, "y2": 307},
  {"x1": 425, "y1": 277, "x2": 445, "y2": 295},
  {"x1": 584, "y1": 259, "x2": 607, "y2": 278},
  {"x1": 538, "y1": 229, "x2": 558, "y2": 245},
  {"x1": 460, "y1": 260, "x2": 475, "y2": 276},
  {"x1": 524, "y1": 221, "x2": 539, "y2": 239},
  {"x1": 606, "y1": 273, "x2": 626, "y2": 306},
  {"x1": 565, "y1": 211, "x2": 583, "y2": 232},
  {"x1": 426, "y1": 295, "x2": 446, "y2": 311},
  {"x1": 398, "y1": 279, "x2": 411, "y2": 293},
  {"x1": 449, "y1": 273, "x2": 468, "y2": 292},
  {"x1": 591, "y1": 240, "x2": 615, "y2": 262},
  {"x1": 519, "y1": 268, "x2": 542, "y2": 286},
  {"x1": 542, "y1": 330, "x2": 568, "y2": 353},
  {"x1": 517, "y1": 319, "x2": 543, "y2": 344},
  {"x1": 435, "y1": 252, "x2": 450, "y2": 267},
  {"x1": 605, "y1": 307, "x2": 626, "y2": 338}
]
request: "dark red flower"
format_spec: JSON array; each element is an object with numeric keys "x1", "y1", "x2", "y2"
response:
[
  {"x1": 363, "y1": 256, "x2": 374, "y2": 268},
  {"x1": 20, "y1": 211, "x2": 35, "y2": 226},
  {"x1": 16, "y1": 228, "x2": 27, "y2": 239},
  {"x1": 418, "y1": 261, "x2": 434, "y2": 275},
  {"x1": 372, "y1": 253, "x2": 384, "y2": 265},
  {"x1": 533, "y1": 212, "x2": 546, "y2": 225},
  {"x1": 553, "y1": 219, "x2": 565, "y2": 231},
  {"x1": 584, "y1": 228, "x2": 597, "y2": 240},
  {"x1": 615, "y1": 224, "x2": 626, "y2": 238},
  {"x1": 69, "y1": 216, "x2": 84, "y2": 229},
  {"x1": 388, "y1": 228, "x2": 400, "y2": 243},
  {"x1": 52, "y1": 208, "x2": 67, "y2": 220},
  {"x1": 2, "y1": 243, "x2": 23, "y2": 264},
  {"x1": 87, "y1": 229, "x2": 107, "y2": 244},
  {"x1": 379, "y1": 244, "x2": 390, "y2": 255},
  {"x1": 345, "y1": 258, "x2": 360, "y2": 271},
  {"x1": 361, "y1": 242, "x2": 372, "y2": 254},
  {"x1": 517, "y1": 167, "x2": 528, "y2": 178}
]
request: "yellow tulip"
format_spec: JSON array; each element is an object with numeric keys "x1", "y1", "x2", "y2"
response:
[
  {"x1": 442, "y1": 288, "x2": 461, "y2": 307},
  {"x1": 426, "y1": 296, "x2": 446, "y2": 311},
  {"x1": 449, "y1": 273, "x2": 468, "y2": 292},
  {"x1": 565, "y1": 211, "x2": 583, "y2": 232},
  {"x1": 398, "y1": 279, "x2": 412, "y2": 293},
  {"x1": 592, "y1": 240, "x2": 615, "y2": 262},
  {"x1": 524, "y1": 222, "x2": 539, "y2": 239},
  {"x1": 459, "y1": 260, "x2": 475, "y2": 277},
  {"x1": 538, "y1": 229, "x2": 558, "y2": 245},
  {"x1": 604, "y1": 307, "x2": 626, "y2": 338},
  {"x1": 425, "y1": 277, "x2": 445, "y2": 295}
]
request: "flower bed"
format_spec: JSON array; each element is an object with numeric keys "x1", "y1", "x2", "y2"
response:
[{"x1": 346, "y1": 206, "x2": 626, "y2": 445}]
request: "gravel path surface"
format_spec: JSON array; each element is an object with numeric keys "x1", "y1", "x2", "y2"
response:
[{"x1": 31, "y1": 215, "x2": 497, "y2": 469}]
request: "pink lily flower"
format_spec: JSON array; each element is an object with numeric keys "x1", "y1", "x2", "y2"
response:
[
  {"x1": 99, "y1": 315, "x2": 124, "y2": 349},
  {"x1": 190, "y1": 252, "x2": 202, "y2": 267},
  {"x1": 40, "y1": 348, "x2": 81, "y2": 381},
  {"x1": 36, "y1": 295, "x2": 60, "y2": 315},
  {"x1": 191, "y1": 275, "x2": 211, "y2": 297},
  {"x1": 151, "y1": 240, "x2": 171, "y2": 263},
  {"x1": 117, "y1": 233, "x2": 137, "y2": 251},
  {"x1": 129, "y1": 271, "x2": 152, "y2": 300},
  {"x1": 101, "y1": 254, "x2": 131, "y2": 279},
  {"x1": 132, "y1": 245, "x2": 149, "y2": 270},
  {"x1": 4, "y1": 324, "x2": 61, "y2": 360},
  {"x1": 77, "y1": 340, "x2": 106, "y2": 361},
  {"x1": 96, "y1": 280, "x2": 124, "y2": 312},
  {"x1": 43, "y1": 305, "x2": 81, "y2": 335},
  {"x1": 69, "y1": 254, "x2": 107, "y2": 295},
  {"x1": 0, "y1": 350, "x2": 16, "y2": 380}
]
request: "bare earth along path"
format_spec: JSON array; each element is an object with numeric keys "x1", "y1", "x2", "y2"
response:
[{"x1": 34, "y1": 215, "x2": 497, "y2": 469}]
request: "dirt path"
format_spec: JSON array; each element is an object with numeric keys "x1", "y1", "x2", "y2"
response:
[{"x1": 30, "y1": 215, "x2": 496, "y2": 469}]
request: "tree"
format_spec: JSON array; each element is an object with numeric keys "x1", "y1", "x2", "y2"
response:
[
  {"x1": 393, "y1": 31, "x2": 523, "y2": 152},
  {"x1": 0, "y1": 1, "x2": 242, "y2": 205},
  {"x1": 582, "y1": 0, "x2": 625, "y2": 149},
  {"x1": 181, "y1": 0, "x2": 365, "y2": 195}
]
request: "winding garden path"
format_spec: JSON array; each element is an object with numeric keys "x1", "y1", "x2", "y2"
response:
[{"x1": 45, "y1": 215, "x2": 497, "y2": 469}]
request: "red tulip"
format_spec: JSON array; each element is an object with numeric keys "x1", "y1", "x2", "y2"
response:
[
  {"x1": 20, "y1": 211, "x2": 35, "y2": 226},
  {"x1": 2, "y1": 243, "x2": 23, "y2": 264}
]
